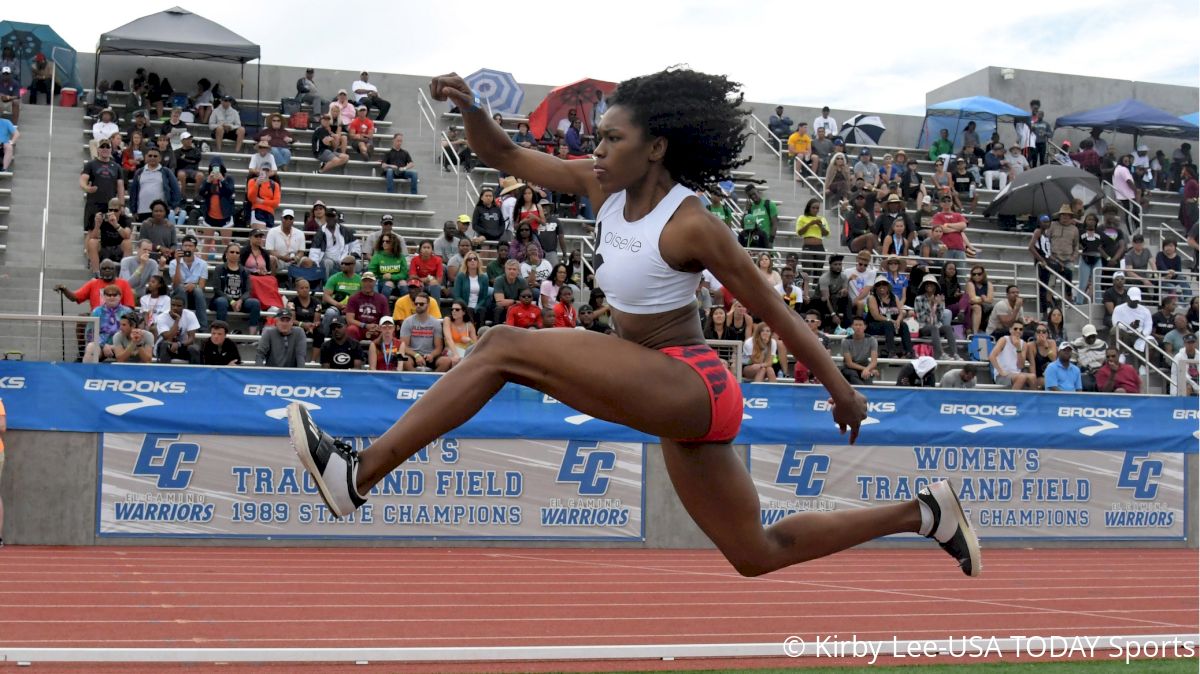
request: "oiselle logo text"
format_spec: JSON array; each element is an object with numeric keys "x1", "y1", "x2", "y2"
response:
[{"x1": 781, "y1": 634, "x2": 1196, "y2": 665}]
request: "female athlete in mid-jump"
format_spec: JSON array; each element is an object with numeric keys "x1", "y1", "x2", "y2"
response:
[{"x1": 291, "y1": 68, "x2": 980, "y2": 577}]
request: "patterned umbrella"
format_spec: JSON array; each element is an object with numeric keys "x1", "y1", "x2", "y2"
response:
[
  {"x1": 839, "y1": 114, "x2": 886, "y2": 145},
  {"x1": 464, "y1": 68, "x2": 524, "y2": 116},
  {"x1": 0, "y1": 20, "x2": 81, "y2": 90},
  {"x1": 529, "y1": 78, "x2": 618, "y2": 138}
]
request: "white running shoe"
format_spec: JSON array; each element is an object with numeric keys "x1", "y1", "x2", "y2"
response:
[
  {"x1": 917, "y1": 479, "x2": 982, "y2": 577},
  {"x1": 287, "y1": 402, "x2": 366, "y2": 518}
]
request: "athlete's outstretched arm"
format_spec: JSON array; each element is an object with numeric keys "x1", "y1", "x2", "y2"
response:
[
  {"x1": 430, "y1": 74, "x2": 605, "y2": 207},
  {"x1": 665, "y1": 203, "x2": 868, "y2": 441}
]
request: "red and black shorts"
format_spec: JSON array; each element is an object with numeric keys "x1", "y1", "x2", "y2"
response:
[{"x1": 660, "y1": 344, "x2": 743, "y2": 444}]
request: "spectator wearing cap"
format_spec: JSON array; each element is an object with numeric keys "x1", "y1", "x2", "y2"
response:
[
  {"x1": 812, "y1": 106, "x2": 837, "y2": 138},
  {"x1": 257, "y1": 113, "x2": 294, "y2": 170},
  {"x1": 249, "y1": 137, "x2": 279, "y2": 179},
  {"x1": 1072, "y1": 323, "x2": 1107, "y2": 390},
  {"x1": 364, "y1": 213, "x2": 407, "y2": 260},
  {"x1": 209, "y1": 95, "x2": 245, "y2": 153},
  {"x1": 853, "y1": 149, "x2": 880, "y2": 189},
  {"x1": 768, "y1": 105, "x2": 793, "y2": 148},
  {"x1": 295, "y1": 67, "x2": 328, "y2": 120},
  {"x1": 266, "y1": 209, "x2": 307, "y2": 273},
  {"x1": 89, "y1": 108, "x2": 122, "y2": 159},
  {"x1": 128, "y1": 144, "x2": 181, "y2": 219},
  {"x1": 381, "y1": 132, "x2": 418, "y2": 194},
  {"x1": 394, "y1": 278, "x2": 444, "y2": 323},
  {"x1": 1006, "y1": 144, "x2": 1030, "y2": 179},
  {"x1": 1043, "y1": 342, "x2": 1083, "y2": 392},
  {"x1": 1171, "y1": 334, "x2": 1198, "y2": 395},
  {"x1": 914, "y1": 277, "x2": 957, "y2": 360},
  {"x1": 28, "y1": 52, "x2": 53, "y2": 105},
  {"x1": 174, "y1": 132, "x2": 206, "y2": 199},
  {"x1": 348, "y1": 105, "x2": 376, "y2": 161},
  {"x1": 1111, "y1": 286, "x2": 1154, "y2": 354},
  {"x1": 940, "y1": 365, "x2": 978, "y2": 388},
  {"x1": 0, "y1": 64, "x2": 20, "y2": 125},
  {"x1": 311, "y1": 113, "x2": 350, "y2": 174},
  {"x1": 351, "y1": 71, "x2": 390, "y2": 120},
  {"x1": 246, "y1": 165, "x2": 281, "y2": 228},
  {"x1": 309, "y1": 212, "x2": 362, "y2": 278},
  {"x1": 320, "y1": 317, "x2": 365, "y2": 370},
  {"x1": 84, "y1": 198, "x2": 133, "y2": 273},
  {"x1": 365, "y1": 316, "x2": 403, "y2": 371},
  {"x1": 1101, "y1": 270, "x2": 1128, "y2": 330},
  {"x1": 454, "y1": 212, "x2": 484, "y2": 248},
  {"x1": 872, "y1": 193, "x2": 913, "y2": 244},
  {"x1": 344, "y1": 272, "x2": 390, "y2": 343},
  {"x1": 328, "y1": 90, "x2": 356, "y2": 129},
  {"x1": 81, "y1": 139, "x2": 125, "y2": 229},
  {"x1": 255, "y1": 309, "x2": 308, "y2": 368}
]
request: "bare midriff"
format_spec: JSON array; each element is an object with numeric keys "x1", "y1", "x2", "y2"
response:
[{"x1": 608, "y1": 303, "x2": 707, "y2": 351}]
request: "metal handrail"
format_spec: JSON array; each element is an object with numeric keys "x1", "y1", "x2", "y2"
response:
[
  {"x1": 1149, "y1": 218, "x2": 1196, "y2": 265},
  {"x1": 0, "y1": 313, "x2": 100, "y2": 362},
  {"x1": 747, "y1": 113, "x2": 784, "y2": 179},
  {"x1": 415, "y1": 88, "x2": 437, "y2": 136},
  {"x1": 1101, "y1": 179, "x2": 1144, "y2": 235},
  {"x1": 1112, "y1": 322, "x2": 1188, "y2": 395},
  {"x1": 438, "y1": 130, "x2": 479, "y2": 209},
  {"x1": 1093, "y1": 265, "x2": 1197, "y2": 306},
  {"x1": 1037, "y1": 262, "x2": 1092, "y2": 323}
]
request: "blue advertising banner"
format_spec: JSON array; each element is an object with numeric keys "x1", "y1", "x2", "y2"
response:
[{"x1": 0, "y1": 362, "x2": 1196, "y2": 450}]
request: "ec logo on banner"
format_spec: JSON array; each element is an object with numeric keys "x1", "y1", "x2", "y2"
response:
[
  {"x1": 776, "y1": 445, "x2": 829, "y2": 497},
  {"x1": 133, "y1": 434, "x2": 200, "y2": 489},
  {"x1": 1117, "y1": 451, "x2": 1163, "y2": 500},
  {"x1": 557, "y1": 441, "x2": 616, "y2": 496}
]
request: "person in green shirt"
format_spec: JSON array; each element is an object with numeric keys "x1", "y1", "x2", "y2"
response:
[
  {"x1": 322, "y1": 255, "x2": 362, "y2": 334},
  {"x1": 929, "y1": 128, "x2": 954, "y2": 166},
  {"x1": 485, "y1": 243, "x2": 510, "y2": 281},
  {"x1": 706, "y1": 191, "x2": 735, "y2": 228},
  {"x1": 739, "y1": 185, "x2": 777, "y2": 249},
  {"x1": 368, "y1": 232, "x2": 409, "y2": 297}
]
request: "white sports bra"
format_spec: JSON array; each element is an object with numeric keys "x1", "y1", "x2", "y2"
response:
[{"x1": 593, "y1": 183, "x2": 700, "y2": 314}]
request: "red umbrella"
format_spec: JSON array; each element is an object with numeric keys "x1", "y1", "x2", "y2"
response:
[{"x1": 528, "y1": 78, "x2": 617, "y2": 139}]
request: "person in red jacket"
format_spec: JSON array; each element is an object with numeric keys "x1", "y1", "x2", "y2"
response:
[
  {"x1": 247, "y1": 170, "x2": 281, "y2": 227},
  {"x1": 505, "y1": 288, "x2": 542, "y2": 329},
  {"x1": 553, "y1": 286, "x2": 577, "y2": 328},
  {"x1": 409, "y1": 239, "x2": 444, "y2": 299},
  {"x1": 1094, "y1": 347, "x2": 1143, "y2": 394}
]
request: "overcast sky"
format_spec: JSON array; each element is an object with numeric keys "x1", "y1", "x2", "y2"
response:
[{"x1": 9, "y1": 0, "x2": 1199, "y2": 115}]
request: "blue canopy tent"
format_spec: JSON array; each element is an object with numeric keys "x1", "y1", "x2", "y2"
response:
[
  {"x1": 917, "y1": 96, "x2": 1030, "y2": 149},
  {"x1": 0, "y1": 21, "x2": 82, "y2": 92},
  {"x1": 1182, "y1": 112, "x2": 1199, "y2": 127},
  {"x1": 1054, "y1": 99, "x2": 1199, "y2": 140}
]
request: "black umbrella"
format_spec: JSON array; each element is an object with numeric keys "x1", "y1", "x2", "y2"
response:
[{"x1": 983, "y1": 164, "x2": 1103, "y2": 218}]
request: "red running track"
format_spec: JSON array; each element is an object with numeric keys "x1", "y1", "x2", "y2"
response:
[{"x1": 0, "y1": 547, "x2": 1196, "y2": 671}]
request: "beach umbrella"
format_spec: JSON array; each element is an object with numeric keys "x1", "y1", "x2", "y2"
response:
[
  {"x1": 983, "y1": 164, "x2": 1102, "y2": 218},
  {"x1": 839, "y1": 114, "x2": 886, "y2": 145},
  {"x1": 529, "y1": 78, "x2": 617, "y2": 138},
  {"x1": 464, "y1": 68, "x2": 524, "y2": 116}
]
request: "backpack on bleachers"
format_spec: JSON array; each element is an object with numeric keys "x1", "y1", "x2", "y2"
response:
[
  {"x1": 280, "y1": 97, "x2": 301, "y2": 116},
  {"x1": 288, "y1": 111, "x2": 310, "y2": 130}
]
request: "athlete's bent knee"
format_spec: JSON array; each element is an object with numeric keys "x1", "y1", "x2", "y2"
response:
[{"x1": 474, "y1": 323, "x2": 521, "y2": 354}]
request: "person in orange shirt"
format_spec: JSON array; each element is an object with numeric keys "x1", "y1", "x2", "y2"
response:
[
  {"x1": 348, "y1": 105, "x2": 376, "y2": 161},
  {"x1": 246, "y1": 170, "x2": 282, "y2": 227},
  {"x1": 54, "y1": 259, "x2": 134, "y2": 309}
]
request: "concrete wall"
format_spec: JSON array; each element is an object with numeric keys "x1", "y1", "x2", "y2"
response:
[
  {"x1": 744, "y1": 102, "x2": 926, "y2": 151},
  {"x1": 4, "y1": 431, "x2": 1195, "y2": 549},
  {"x1": 927, "y1": 66, "x2": 1199, "y2": 157}
]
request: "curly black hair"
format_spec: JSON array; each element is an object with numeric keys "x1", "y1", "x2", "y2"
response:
[{"x1": 608, "y1": 67, "x2": 750, "y2": 192}]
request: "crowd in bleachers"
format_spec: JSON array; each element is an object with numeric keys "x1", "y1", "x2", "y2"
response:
[{"x1": 26, "y1": 65, "x2": 1197, "y2": 395}]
